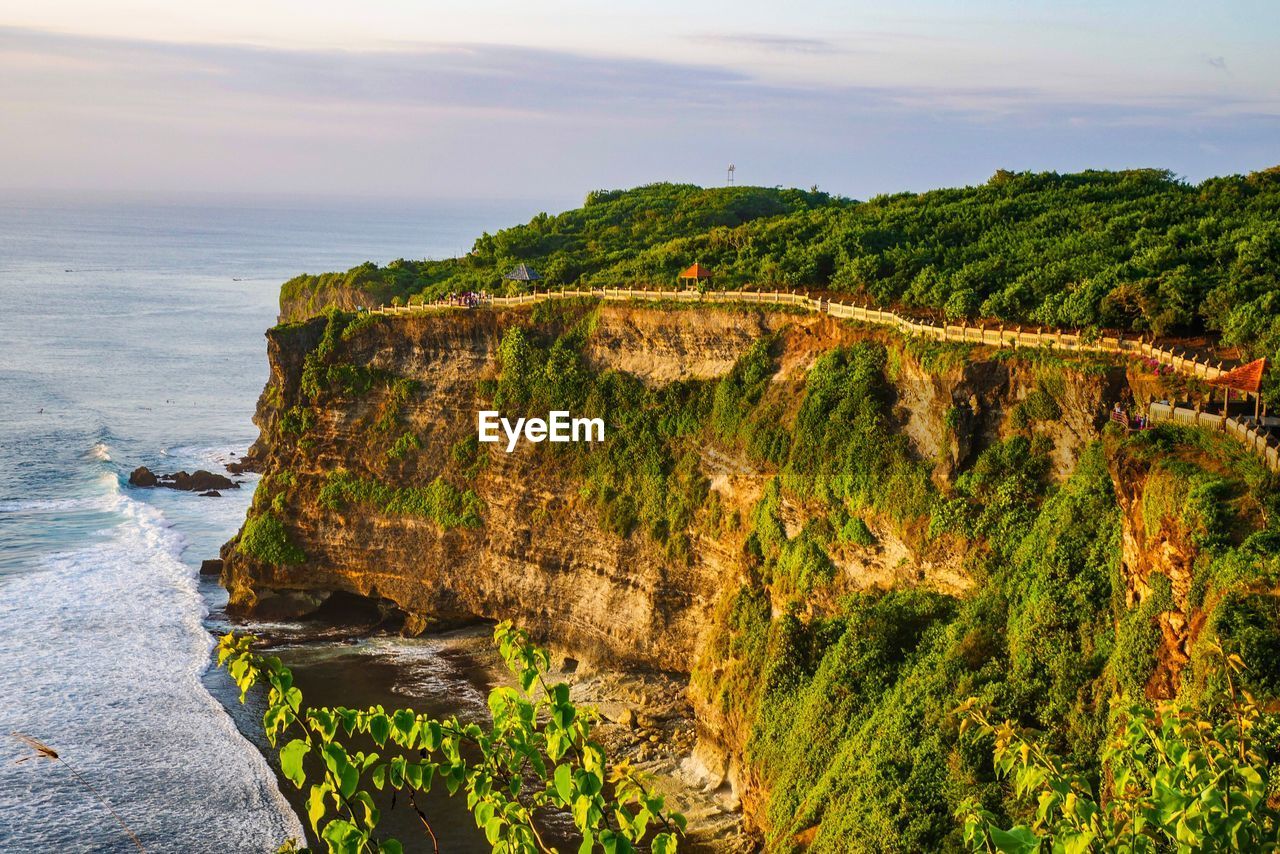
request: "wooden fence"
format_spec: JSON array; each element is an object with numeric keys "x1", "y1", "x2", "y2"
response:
[
  {"x1": 1146, "y1": 403, "x2": 1280, "y2": 472},
  {"x1": 369, "y1": 286, "x2": 1279, "y2": 472}
]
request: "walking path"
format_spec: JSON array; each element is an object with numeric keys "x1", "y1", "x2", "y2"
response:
[{"x1": 370, "y1": 286, "x2": 1279, "y2": 472}]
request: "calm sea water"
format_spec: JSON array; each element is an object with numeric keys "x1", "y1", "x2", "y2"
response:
[{"x1": 0, "y1": 193, "x2": 538, "y2": 851}]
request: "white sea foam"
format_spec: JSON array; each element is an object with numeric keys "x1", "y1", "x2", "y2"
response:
[
  {"x1": 0, "y1": 471, "x2": 125, "y2": 515},
  {"x1": 162, "y1": 444, "x2": 253, "y2": 469},
  {"x1": 0, "y1": 493, "x2": 116, "y2": 514},
  {"x1": 0, "y1": 479, "x2": 303, "y2": 851}
]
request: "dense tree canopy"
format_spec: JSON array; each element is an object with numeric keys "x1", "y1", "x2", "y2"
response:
[{"x1": 281, "y1": 169, "x2": 1280, "y2": 386}]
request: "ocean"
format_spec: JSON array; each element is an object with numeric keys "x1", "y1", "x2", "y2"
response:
[{"x1": 0, "y1": 192, "x2": 541, "y2": 851}]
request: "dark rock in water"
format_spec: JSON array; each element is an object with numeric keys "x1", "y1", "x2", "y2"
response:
[
  {"x1": 226, "y1": 454, "x2": 259, "y2": 475},
  {"x1": 199, "y1": 490, "x2": 222, "y2": 497},
  {"x1": 161, "y1": 470, "x2": 237, "y2": 491},
  {"x1": 200, "y1": 559, "x2": 224, "y2": 576},
  {"x1": 129, "y1": 466, "x2": 239, "y2": 492}
]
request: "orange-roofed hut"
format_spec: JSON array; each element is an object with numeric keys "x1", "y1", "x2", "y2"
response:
[
  {"x1": 1208, "y1": 357, "x2": 1268, "y2": 418},
  {"x1": 678, "y1": 262, "x2": 713, "y2": 287}
]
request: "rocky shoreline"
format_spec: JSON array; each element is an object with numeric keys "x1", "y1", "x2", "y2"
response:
[
  {"x1": 208, "y1": 601, "x2": 754, "y2": 851},
  {"x1": 556, "y1": 664, "x2": 753, "y2": 852},
  {"x1": 425, "y1": 629, "x2": 754, "y2": 852},
  {"x1": 192, "y1": 437, "x2": 754, "y2": 849}
]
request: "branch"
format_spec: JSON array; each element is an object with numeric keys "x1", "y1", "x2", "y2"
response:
[
  {"x1": 406, "y1": 789, "x2": 440, "y2": 854},
  {"x1": 58, "y1": 757, "x2": 147, "y2": 853},
  {"x1": 11, "y1": 734, "x2": 145, "y2": 853}
]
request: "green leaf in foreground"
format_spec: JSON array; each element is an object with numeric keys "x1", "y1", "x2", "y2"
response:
[
  {"x1": 956, "y1": 644, "x2": 1280, "y2": 851},
  {"x1": 217, "y1": 621, "x2": 687, "y2": 853},
  {"x1": 279, "y1": 739, "x2": 310, "y2": 789}
]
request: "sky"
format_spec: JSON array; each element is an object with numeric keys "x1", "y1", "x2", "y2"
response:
[{"x1": 1, "y1": 1, "x2": 1277, "y2": 203}]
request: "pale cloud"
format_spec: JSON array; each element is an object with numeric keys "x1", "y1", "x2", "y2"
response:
[
  {"x1": 693, "y1": 33, "x2": 846, "y2": 55},
  {"x1": 0, "y1": 26, "x2": 1277, "y2": 199}
]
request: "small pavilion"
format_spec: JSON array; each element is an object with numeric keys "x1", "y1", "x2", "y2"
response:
[
  {"x1": 678, "y1": 262, "x2": 713, "y2": 287},
  {"x1": 503, "y1": 264, "x2": 542, "y2": 285},
  {"x1": 1208, "y1": 357, "x2": 1268, "y2": 419}
]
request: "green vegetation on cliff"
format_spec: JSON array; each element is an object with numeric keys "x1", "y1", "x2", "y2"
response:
[
  {"x1": 780, "y1": 345, "x2": 933, "y2": 523},
  {"x1": 319, "y1": 469, "x2": 484, "y2": 529},
  {"x1": 238, "y1": 512, "x2": 306, "y2": 566},
  {"x1": 682, "y1": 341, "x2": 1280, "y2": 850},
  {"x1": 235, "y1": 308, "x2": 483, "y2": 568},
  {"x1": 470, "y1": 309, "x2": 1280, "y2": 846},
  {"x1": 706, "y1": 425, "x2": 1274, "y2": 850},
  {"x1": 280, "y1": 171, "x2": 1280, "y2": 399},
  {"x1": 485, "y1": 303, "x2": 714, "y2": 563},
  {"x1": 246, "y1": 295, "x2": 1280, "y2": 850},
  {"x1": 957, "y1": 647, "x2": 1280, "y2": 851}
]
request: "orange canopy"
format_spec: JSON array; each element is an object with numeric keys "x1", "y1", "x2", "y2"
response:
[
  {"x1": 1208, "y1": 357, "x2": 1267, "y2": 393},
  {"x1": 678, "y1": 262, "x2": 713, "y2": 280}
]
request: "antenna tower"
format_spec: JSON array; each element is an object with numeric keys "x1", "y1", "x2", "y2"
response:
[{"x1": 727, "y1": 164, "x2": 736, "y2": 186}]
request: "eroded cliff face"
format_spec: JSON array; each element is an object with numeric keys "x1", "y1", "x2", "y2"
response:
[
  {"x1": 1112, "y1": 465, "x2": 1195, "y2": 698},
  {"x1": 228, "y1": 307, "x2": 1122, "y2": 654},
  {"x1": 1108, "y1": 443, "x2": 1229, "y2": 700},
  {"x1": 226, "y1": 307, "x2": 813, "y2": 664},
  {"x1": 223, "y1": 302, "x2": 1139, "y2": 838}
]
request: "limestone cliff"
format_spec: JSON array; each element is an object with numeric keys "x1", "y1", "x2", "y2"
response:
[
  {"x1": 1107, "y1": 433, "x2": 1271, "y2": 700},
  {"x1": 225, "y1": 305, "x2": 803, "y2": 669},
  {"x1": 222, "y1": 301, "x2": 1171, "y2": 840},
  {"x1": 225, "y1": 305, "x2": 1121, "y2": 654}
]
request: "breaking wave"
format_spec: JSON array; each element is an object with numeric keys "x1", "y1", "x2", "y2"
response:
[{"x1": 0, "y1": 470, "x2": 302, "y2": 851}]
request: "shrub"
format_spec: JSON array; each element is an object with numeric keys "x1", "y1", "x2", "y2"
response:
[
  {"x1": 279, "y1": 405, "x2": 313, "y2": 437},
  {"x1": 784, "y1": 344, "x2": 935, "y2": 524},
  {"x1": 339, "y1": 310, "x2": 380, "y2": 340},
  {"x1": 386, "y1": 432, "x2": 421, "y2": 461},
  {"x1": 238, "y1": 512, "x2": 306, "y2": 565},
  {"x1": 1111, "y1": 572, "x2": 1173, "y2": 697},
  {"x1": 771, "y1": 525, "x2": 836, "y2": 597},
  {"x1": 374, "y1": 378, "x2": 418, "y2": 433},
  {"x1": 1211, "y1": 592, "x2": 1280, "y2": 696},
  {"x1": 320, "y1": 470, "x2": 484, "y2": 529},
  {"x1": 840, "y1": 515, "x2": 876, "y2": 546},
  {"x1": 299, "y1": 309, "x2": 392, "y2": 402},
  {"x1": 450, "y1": 434, "x2": 488, "y2": 479},
  {"x1": 958, "y1": 648, "x2": 1280, "y2": 852},
  {"x1": 711, "y1": 336, "x2": 778, "y2": 442},
  {"x1": 1021, "y1": 387, "x2": 1061, "y2": 421},
  {"x1": 950, "y1": 436, "x2": 1052, "y2": 554},
  {"x1": 1001, "y1": 442, "x2": 1119, "y2": 746}
]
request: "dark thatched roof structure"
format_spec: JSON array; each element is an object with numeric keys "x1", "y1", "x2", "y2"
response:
[{"x1": 503, "y1": 263, "x2": 542, "y2": 282}]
